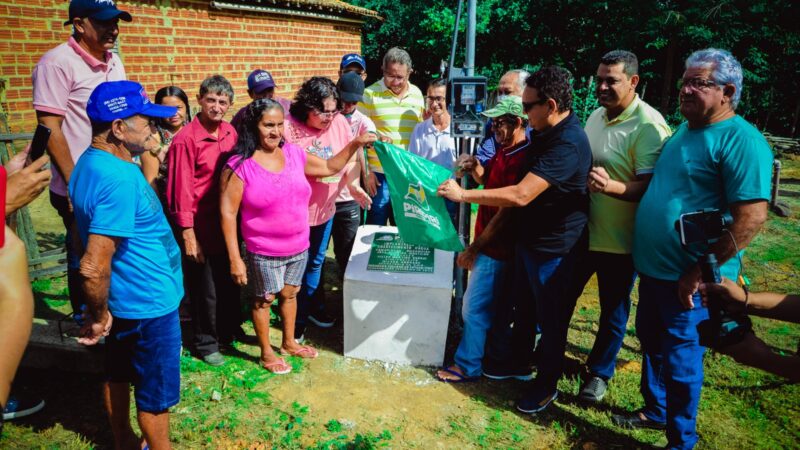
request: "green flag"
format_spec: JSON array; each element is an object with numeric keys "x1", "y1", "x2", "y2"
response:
[{"x1": 372, "y1": 141, "x2": 464, "y2": 252}]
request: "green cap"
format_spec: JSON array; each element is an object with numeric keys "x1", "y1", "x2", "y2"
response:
[{"x1": 482, "y1": 95, "x2": 526, "y2": 118}]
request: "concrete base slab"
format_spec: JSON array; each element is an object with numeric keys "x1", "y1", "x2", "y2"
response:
[
  {"x1": 343, "y1": 225, "x2": 453, "y2": 366},
  {"x1": 21, "y1": 318, "x2": 104, "y2": 373}
]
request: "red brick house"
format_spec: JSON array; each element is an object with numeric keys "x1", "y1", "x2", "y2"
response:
[{"x1": 0, "y1": 0, "x2": 379, "y2": 132}]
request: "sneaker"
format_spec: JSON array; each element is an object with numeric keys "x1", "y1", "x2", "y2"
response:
[
  {"x1": 482, "y1": 364, "x2": 534, "y2": 381},
  {"x1": 516, "y1": 390, "x2": 558, "y2": 414},
  {"x1": 612, "y1": 411, "x2": 666, "y2": 430},
  {"x1": 308, "y1": 310, "x2": 335, "y2": 328},
  {"x1": 578, "y1": 375, "x2": 608, "y2": 402},
  {"x1": 202, "y1": 352, "x2": 225, "y2": 366},
  {"x1": 3, "y1": 395, "x2": 45, "y2": 420}
]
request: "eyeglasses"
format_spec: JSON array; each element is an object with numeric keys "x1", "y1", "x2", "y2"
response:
[
  {"x1": 522, "y1": 98, "x2": 548, "y2": 112},
  {"x1": 491, "y1": 117, "x2": 518, "y2": 128},
  {"x1": 426, "y1": 96, "x2": 446, "y2": 104},
  {"x1": 678, "y1": 78, "x2": 721, "y2": 92},
  {"x1": 311, "y1": 109, "x2": 339, "y2": 119}
]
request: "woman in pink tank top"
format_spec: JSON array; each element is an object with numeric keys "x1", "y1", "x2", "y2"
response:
[{"x1": 220, "y1": 99, "x2": 375, "y2": 374}]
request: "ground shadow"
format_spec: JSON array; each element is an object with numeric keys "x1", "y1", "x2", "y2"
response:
[{"x1": 10, "y1": 367, "x2": 113, "y2": 448}]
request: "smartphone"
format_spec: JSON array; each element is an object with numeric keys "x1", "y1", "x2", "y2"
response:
[
  {"x1": 29, "y1": 124, "x2": 51, "y2": 161},
  {"x1": 678, "y1": 209, "x2": 730, "y2": 246}
]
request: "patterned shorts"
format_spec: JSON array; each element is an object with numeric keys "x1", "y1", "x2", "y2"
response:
[{"x1": 246, "y1": 250, "x2": 308, "y2": 298}]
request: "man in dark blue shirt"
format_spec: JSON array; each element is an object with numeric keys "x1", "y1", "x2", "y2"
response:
[{"x1": 439, "y1": 66, "x2": 592, "y2": 414}]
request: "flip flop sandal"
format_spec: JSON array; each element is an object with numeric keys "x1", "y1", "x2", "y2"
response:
[
  {"x1": 280, "y1": 345, "x2": 319, "y2": 359},
  {"x1": 436, "y1": 367, "x2": 480, "y2": 383},
  {"x1": 260, "y1": 358, "x2": 292, "y2": 374}
]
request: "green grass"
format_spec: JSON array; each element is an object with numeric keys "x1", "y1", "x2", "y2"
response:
[{"x1": 4, "y1": 158, "x2": 800, "y2": 449}]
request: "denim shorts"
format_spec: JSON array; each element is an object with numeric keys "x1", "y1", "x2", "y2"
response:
[{"x1": 105, "y1": 308, "x2": 181, "y2": 413}]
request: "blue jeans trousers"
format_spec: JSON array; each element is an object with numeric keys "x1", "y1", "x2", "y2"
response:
[
  {"x1": 636, "y1": 275, "x2": 709, "y2": 450},
  {"x1": 365, "y1": 172, "x2": 393, "y2": 225},
  {"x1": 569, "y1": 251, "x2": 636, "y2": 380},
  {"x1": 453, "y1": 253, "x2": 510, "y2": 377},
  {"x1": 297, "y1": 218, "x2": 334, "y2": 327},
  {"x1": 517, "y1": 243, "x2": 582, "y2": 398}
]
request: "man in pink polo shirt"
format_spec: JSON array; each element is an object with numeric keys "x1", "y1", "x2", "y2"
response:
[{"x1": 32, "y1": 0, "x2": 130, "y2": 318}]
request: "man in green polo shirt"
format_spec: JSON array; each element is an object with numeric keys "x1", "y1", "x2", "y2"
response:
[
  {"x1": 569, "y1": 50, "x2": 671, "y2": 402},
  {"x1": 358, "y1": 47, "x2": 425, "y2": 225}
]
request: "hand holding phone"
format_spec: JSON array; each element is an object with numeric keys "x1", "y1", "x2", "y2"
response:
[{"x1": 28, "y1": 124, "x2": 51, "y2": 162}]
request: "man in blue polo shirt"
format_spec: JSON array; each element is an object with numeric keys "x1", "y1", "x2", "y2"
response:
[
  {"x1": 439, "y1": 66, "x2": 592, "y2": 414},
  {"x1": 70, "y1": 80, "x2": 182, "y2": 450},
  {"x1": 612, "y1": 49, "x2": 773, "y2": 449}
]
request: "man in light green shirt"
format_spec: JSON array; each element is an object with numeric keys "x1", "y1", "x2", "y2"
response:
[
  {"x1": 570, "y1": 50, "x2": 671, "y2": 403},
  {"x1": 358, "y1": 47, "x2": 425, "y2": 225}
]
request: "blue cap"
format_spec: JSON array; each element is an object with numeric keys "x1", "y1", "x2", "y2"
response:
[
  {"x1": 87, "y1": 81, "x2": 177, "y2": 123},
  {"x1": 64, "y1": 0, "x2": 132, "y2": 25},
  {"x1": 247, "y1": 69, "x2": 276, "y2": 93},
  {"x1": 340, "y1": 53, "x2": 366, "y2": 71}
]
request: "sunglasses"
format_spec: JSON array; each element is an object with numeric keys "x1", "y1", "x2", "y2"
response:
[{"x1": 522, "y1": 98, "x2": 548, "y2": 112}]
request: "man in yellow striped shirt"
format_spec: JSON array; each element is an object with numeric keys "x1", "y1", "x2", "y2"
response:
[{"x1": 358, "y1": 47, "x2": 425, "y2": 225}]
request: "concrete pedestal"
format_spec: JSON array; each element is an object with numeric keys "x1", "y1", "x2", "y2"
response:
[{"x1": 343, "y1": 225, "x2": 454, "y2": 366}]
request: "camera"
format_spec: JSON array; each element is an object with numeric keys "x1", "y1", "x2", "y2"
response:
[{"x1": 676, "y1": 209, "x2": 752, "y2": 348}]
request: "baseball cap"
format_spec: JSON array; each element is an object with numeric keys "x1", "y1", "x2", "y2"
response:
[
  {"x1": 64, "y1": 0, "x2": 132, "y2": 26},
  {"x1": 337, "y1": 72, "x2": 365, "y2": 103},
  {"x1": 247, "y1": 69, "x2": 277, "y2": 93},
  {"x1": 87, "y1": 80, "x2": 177, "y2": 123},
  {"x1": 482, "y1": 96, "x2": 526, "y2": 118},
  {"x1": 340, "y1": 53, "x2": 366, "y2": 71}
]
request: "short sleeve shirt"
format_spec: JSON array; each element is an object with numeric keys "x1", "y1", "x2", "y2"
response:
[
  {"x1": 584, "y1": 96, "x2": 672, "y2": 254},
  {"x1": 284, "y1": 113, "x2": 354, "y2": 226},
  {"x1": 335, "y1": 109, "x2": 377, "y2": 203},
  {"x1": 69, "y1": 149, "x2": 183, "y2": 320},
  {"x1": 358, "y1": 79, "x2": 425, "y2": 173},
  {"x1": 32, "y1": 37, "x2": 127, "y2": 196},
  {"x1": 515, "y1": 112, "x2": 593, "y2": 254},
  {"x1": 407, "y1": 117, "x2": 457, "y2": 170},
  {"x1": 633, "y1": 116, "x2": 773, "y2": 281}
]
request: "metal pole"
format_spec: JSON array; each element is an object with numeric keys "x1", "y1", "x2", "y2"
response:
[
  {"x1": 465, "y1": 0, "x2": 476, "y2": 76},
  {"x1": 448, "y1": 0, "x2": 464, "y2": 77}
]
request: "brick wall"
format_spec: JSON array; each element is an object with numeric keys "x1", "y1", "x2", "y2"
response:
[{"x1": 0, "y1": 0, "x2": 363, "y2": 133}]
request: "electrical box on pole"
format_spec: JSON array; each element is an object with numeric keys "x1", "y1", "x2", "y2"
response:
[{"x1": 449, "y1": 76, "x2": 487, "y2": 138}]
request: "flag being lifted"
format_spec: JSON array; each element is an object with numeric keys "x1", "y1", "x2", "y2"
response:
[{"x1": 372, "y1": 141, "x2": 464, "y2": 252}]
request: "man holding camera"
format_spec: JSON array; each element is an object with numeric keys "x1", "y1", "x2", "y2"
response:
[{"x1": 612, "y1": 49, "x2": 773, "y2": 449}]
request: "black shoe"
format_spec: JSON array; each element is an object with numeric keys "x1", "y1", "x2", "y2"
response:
[
  {"x1": 612, "y1": 411, "x2": 666, "y2": 430},
  {"x1": 578, "y1": 375, "x2": 608, "y2": 402},
  {"x1": 3, "y1": 395, "x2": 45, "y2": 420},
  {"x1": 308, "y1": 310, "x2": 336, "y2": 328},
  {"x1": 516, "y1": 390, "x2": 558, "y2": 414},
  {"x1": 482, "y1": 364, "x2": 534, "y2": 381}
]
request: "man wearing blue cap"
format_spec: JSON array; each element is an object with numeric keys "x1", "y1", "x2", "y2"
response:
[
  {"x1": 230, "y1": 69, "x2": 291, "y2": 130},
  {"x1": 32, "y1": 0, "x2": 130, "y2": 322},
  {"x1": 70, "y1": 80, "x2": 183, "y2": 450},
  {"x1": 339, "y1": 53, "x2": 368, "y2": 81}
]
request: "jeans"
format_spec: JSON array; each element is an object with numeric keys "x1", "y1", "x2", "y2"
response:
[
  {"x1": 183, "y1": 252, "x2": 242, "y2": 356},
  {"x1": 516, "y1": 237, "x2": 584, "y2": 399},
  {"x1": 330, "y1": 200, "x2": 361, "y2": 274},
  {"x1": 50, "y1": 191, "x2": 86, "y2": 315},
  {"x1": 366, "y1": 172, "x2": 393, "y2": 225},
  {"x1": 297, "y1": 219, "x2": 334, "y2": 326},
  {"x1": 636, "y1": 275, "x2": 708, "y2": 450},
  {"x1": 453, "y1": 253, "x2": 510, "y2": 377},
  {"x1": 568, "y1": 251, "x2": 636, "y2": 380}
]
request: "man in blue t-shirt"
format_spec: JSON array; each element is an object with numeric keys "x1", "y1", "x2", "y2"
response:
[
  {"x1": 612, "y1": 49, "x2": 773, "y2": 450},
  {"x1": 69, "y1": 80, "x2": 182, "y2": 450},
  {"x1": 439, "y1": 66, "x2": 593, "y2": 414}
]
